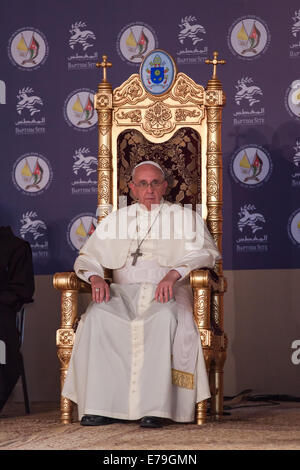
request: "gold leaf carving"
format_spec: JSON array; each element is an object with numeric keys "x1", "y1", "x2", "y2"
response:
[
  {"x1": 61, "y1": 296, "x2": 73, "y2": 323},
  {"x1": 175, "y1": 108, "x2": 201, "y2": 122},
  {"x1": 98, "y1": 110, "x2": 111, "y2": 124},
  {"x1": 142, "y1": 103, "x2": 173, "y2": 137},
  {"x1": 208, "y1": 122, "x2": 218, "y2": 133},
  {"x1": 207, "y1": 153, "x2": 220, "y2": 166},
  {"x1": 57, "y1": 348, "x2": 72, "y2": 367},
  {"x1": 207, "y1": 205, "x2": 221, "y2": 217},
  {"x1": 96, "y1": 93, "x2": 110, "y2": 108},
  {"x1": 194, "y1": 290, "x2": 208, "y2": 324},
  {"x1": 113, "y1": 76, "x2": 145, "y2": 106},
  {"x1": 199, "y1": 330, "x2": 212, "y2": 348},
  {"x1": 99, "y1": 126, "x2": 110, "y2": 136},
  {"x1": 208, "y1": 141, "x2": 218, "y2": 152},
  {"x1": 212, "y1": 233, "x2": 219, "y2": 246},
  {"x1": 171, "y1": 73, "x2": 204, "y2": 104},
  {"x1": 205, "y1": 90, "x2": 219, "y2": 106},
  {"x1": 207, "y1": 108, "x2": 220, "y2": 120},
  {"x1": 99, "y1": 144, "x2": 110, "y2": 156},
  {"x1": 116, "y1": 110, "x2": 142, "y2": 123},
  {"x1": 57, "y1": 329, "x2": 75, "y2": 347},
  {"x1": 98, "y1": 173, "x2": 110, "y2": 202},
  {"x1": 98, "y1": 158, "x2": 111, "y2": 169},
  {"x1": 212, "y1": 300, "x2": 220, "y2": 326},
  {"x1": 207, "y1": 169, "x2": 218, "y2": 197}
]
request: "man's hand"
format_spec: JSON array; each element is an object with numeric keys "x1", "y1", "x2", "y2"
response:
[
  {"x1": 89, "y1": 275, "x2": 110, "y2": 303},
  {"x1": 155, "y1": 270, "x2": 181, "y2": 303}
]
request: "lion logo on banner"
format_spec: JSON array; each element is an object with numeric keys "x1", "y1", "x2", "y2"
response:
[
  {"x1": 69, "y1": 22, "x2": 96, "y2": 51},
  {"x1": 73, "y1": 147, "x2": 97, "y2": 176},
  {"x1": 20, "y1": 211, "x2": 46, "y2": 240},
  {"x1": 235, "y1": 77, "x2": 263, "y2": 107},
  {"x1": 292, "y1": 10, "x2": 300, "y2": 37},
  {"x1": 293, "y1": 141, "x2": 300, "y2": 166},
  {"x1": 238, "y1": 204, "x2": 266, "y2": 234},
  {"x1": 178, "y1": 16, "x2": 206, "y2": 45},
  {"x1": 17, "y1": 87, "x2": 43, "y2": 116}
]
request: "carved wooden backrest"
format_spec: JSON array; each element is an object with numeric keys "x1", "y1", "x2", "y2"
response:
[{"x1": 117, "y1": 127, "x2": 201, "y2": 207}]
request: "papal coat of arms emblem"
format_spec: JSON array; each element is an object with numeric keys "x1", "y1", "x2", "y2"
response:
[{"x1": 140, "y1": 50, "x2": 176, "y2": 95}]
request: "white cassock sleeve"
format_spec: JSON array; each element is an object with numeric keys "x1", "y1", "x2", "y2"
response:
[
  {"x1": 74, "y1": 251, "x2": 105, "y2": 283},
  {"x1": 171, "y1": 217, "x2": 221, "y2": 281}
]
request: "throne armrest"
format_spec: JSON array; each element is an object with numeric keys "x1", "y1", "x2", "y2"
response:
[
  {"x1": 53, "y1": 271, "x2": 91, "y2": 293},
  {"x1": 190, "y1": 268, "x2": 227, "y2": 338},
  {"x1": 190, "y1": 268, "x2": 226, "y2": 293}
]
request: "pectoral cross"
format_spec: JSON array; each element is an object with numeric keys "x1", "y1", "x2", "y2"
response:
[{"x1": 131, "y1": 247, "x2": 143, "y2": 266}]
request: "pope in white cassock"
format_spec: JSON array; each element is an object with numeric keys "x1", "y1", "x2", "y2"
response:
[{"x1": 63, "y1": 161, "x2": 220, "y2": 428}]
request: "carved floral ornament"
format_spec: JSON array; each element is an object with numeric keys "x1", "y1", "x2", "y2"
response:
[
  {"x1": 194, "y1": 289, "x2": 209, "y2": 321},
  {"x1": 116, "y1": 110, "x2": 142, "y2": 123},
  {"x1": 113, "y1": 76, "x2": 145, "y2": 106},
  {"x1": 199, "y1": 329, "x2": 212, "y2": 348},
  {"x1": 175, "y1": 108, "x2": 202, "y2": 122},
  {"x1": 57, "y1": 349, "x2": 72, "y2": 369},
  {"x1": 61, "y1": 296, "x2": 75, "y2": 323},
  {"x1": 96, "y1": 93, "x2": 111, "y2": 108},
  {"x1": 99, "y1": 126, "x2": 110, "y2": 136},
  {"x1": 113, "y1": 73, "x2": 207, "y2": 107},
  {"x1": 207, "y1": 169, "x2": 219, "y2": 197},
  {"x1": 204, "y1": 90, "x2": 225, "y2": 107},
  {"x1": 171, "y1": 74, "x2": 204, "y2": 104},
  {"x1": 57, "y1": 329, "x2": 75, "y2": 347},
  {"x1": 98, "y1": 173, "x2": 110, "y2": 202},
  {"x1": 145, "y1": 103, "x2": 171, "y2": 126},
  {"x1": 115, "y1": 106, "x2": 202, "y2": 127},
  {"x1": 141, "y1": 102, "x2": 175, "y2": 137},
  {"x1": 98, "y1": 110, "x2": 112, "y2": 125},
  {"x1": 99, "y1": 143, "x2": 110, "y2": 156}
]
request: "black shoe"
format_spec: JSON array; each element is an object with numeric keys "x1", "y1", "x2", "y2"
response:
[
  {"x1": 80, "y1": 414, "x2": 118, "y2": 426},
  {"x1": 140, "y1": 416, "x2": 163, "y2": 428}
]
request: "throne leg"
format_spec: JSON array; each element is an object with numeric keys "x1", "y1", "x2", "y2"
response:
[
  {"x1": 192, "y1": 283, "x2": 213, "y2": 425},
  {"x1": 56, "y1": 289, "x2": 78, "y2": 424},
  {"x1": 196, "y1": 347, "x2": 213, "y2": 425},
  {"x1": 196, "y1": 400, "x2": 207, "y2": 425},
  {"x1": 57, "y1": 357, "x2": 74, "y2": 424},
  {"x1": 211, "y1": 349, "x2": 227, "y2": 420},
  {"x1": 210, "y1": 290, "x2": 227, "y2": 420}
]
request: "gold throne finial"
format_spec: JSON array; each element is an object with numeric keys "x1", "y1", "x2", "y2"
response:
[
  {"x1": 96, "y1": 55, "x2": 112, "y2": 83},
  {"x1": 205, "y1": 51, "x2": 226, "y2": 79}
]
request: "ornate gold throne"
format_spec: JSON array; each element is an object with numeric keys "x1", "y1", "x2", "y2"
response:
[{"x1": 54, "y1": 50, "x2": 227, "y2": 425}]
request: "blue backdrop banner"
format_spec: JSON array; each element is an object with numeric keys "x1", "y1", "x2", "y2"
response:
[{"x1": 0, "y1": 0, "x2": 300, "y2": 274}]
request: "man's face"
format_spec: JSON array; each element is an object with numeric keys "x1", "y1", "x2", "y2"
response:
[{"x1": 129, "y1": 164, "x2": 168, "y2": 210}]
